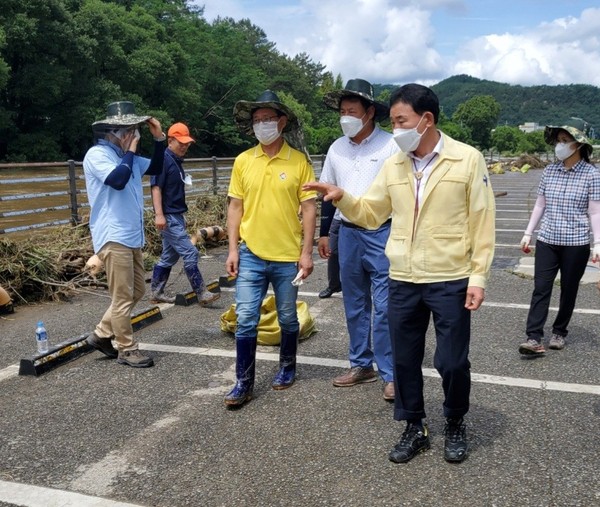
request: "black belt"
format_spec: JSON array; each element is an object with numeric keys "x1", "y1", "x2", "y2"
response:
[{"x1": 341, "y1": 218, "x2": 391, "y2": 230}]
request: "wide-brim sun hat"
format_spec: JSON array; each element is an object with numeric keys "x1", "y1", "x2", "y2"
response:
[
  {"x1": 92, "y1": 101, "x2": 151, "y2": 129},
  {"x1": 323, "y1": 78, "x2": 389, "y2": 122},
  {"x1": 544, "y1": 124, "x2": 593, "y2": 158},
  {"x1": 233, "y1": 90, "x2": 299, "y2": 136}
]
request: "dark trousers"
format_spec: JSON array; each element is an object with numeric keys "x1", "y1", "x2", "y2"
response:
[
  {"x1": 388, "y1": 278, "x2": 471, "y2": 421},
  {"x1": 327, "y1": 219, "x2": 342, "y2": 291},
  {"x1": 526, "y1": 240, "x2": 590, "y2": 340}
]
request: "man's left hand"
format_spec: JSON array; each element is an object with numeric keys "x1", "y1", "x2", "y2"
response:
[
  {"x1": 298, "y1": 252, "x2": 314, "y2": 279},
  {"x1": 146, "y1": 118, "x2": 164, "y2": 140},
  {"x1": 465, "y1": 286, "x2": 484, "y2": 311}
]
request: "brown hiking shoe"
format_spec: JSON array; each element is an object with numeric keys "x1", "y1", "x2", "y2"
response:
[
  {"x1": 333, "y1": 366, "x2": 378, "y2": 387},
  {"x1": 518, "y1": 339, "x2": 545, "y2": 356},
  {"x1": 198, "y1": 290, "x2": 220, "y2": 306},
  {"x1": 383, "y1": 381, "x2": 395, "y2": 401},
  {"x1": 117, "y1": 349, "x2": 154, "y2": 368},
  {"x1": 87, "y1": 333, "x2": 118, "y2": 359}
]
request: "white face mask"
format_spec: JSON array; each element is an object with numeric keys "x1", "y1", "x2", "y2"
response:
[
  {"x1": 393, "y1": 115, "x2": 427, "y2": 153},
  {"x1": 555, "y1": 141, "x2": 577, "y2": 161},
  {"x1": 253, "y1": 121, "x2": 280, "y2": 146},
  {"x1": 340, "y1": 114, "x2": 365, "y2": 138},
  {"x1": 111, "y1": 128, "x2": 128, "y2": 140}
]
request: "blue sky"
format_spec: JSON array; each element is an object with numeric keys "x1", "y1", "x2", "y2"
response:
[{"x1": 195, "y1": 0, "x2": 600, "y2": 87}]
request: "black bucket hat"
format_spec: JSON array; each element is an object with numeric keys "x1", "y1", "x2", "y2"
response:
[
  {"x1": 233, "y1": 90, "x2": 299, "y2": 136},
  {"x1": 92, "y1": 101, "x2": 151, "y2": 129},
  {"x1": 323, "y1": 78, "x2": 389, "y2": 122}
]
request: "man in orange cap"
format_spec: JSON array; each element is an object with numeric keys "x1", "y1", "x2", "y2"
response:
[{"x1": 149, "y1": 122, "x2": 220, "y2": 306}]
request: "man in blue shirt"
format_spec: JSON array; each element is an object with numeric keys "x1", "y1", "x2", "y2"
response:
[
  {"x1": 149, "y1": 122, "x2": 220, "y2": 306},
  {"x1": 84, "y1": 101, "x2": 166, "y2": 368}
]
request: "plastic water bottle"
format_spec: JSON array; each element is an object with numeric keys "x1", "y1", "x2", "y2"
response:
[{"x1": 35, "y1": 321, "x2": 49, "y2": 353}]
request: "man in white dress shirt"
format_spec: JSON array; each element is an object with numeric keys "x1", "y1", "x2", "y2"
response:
[{"x1": 318, "y1": 79, "x2": 399, "y2": 400}]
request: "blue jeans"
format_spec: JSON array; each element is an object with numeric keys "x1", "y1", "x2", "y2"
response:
[
  {"x1": 156, "y1": 213, "x2": 198, "y2": 269},
  {"x1": 235, "y1": 243, "x2": 299, "y2": 338},
  {"x1": 338, "y1": 221, "x2": 393, "y2": 382}
]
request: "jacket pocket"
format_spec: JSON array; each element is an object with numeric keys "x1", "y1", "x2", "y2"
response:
[
  {"x1": 385, "y1": 231, "x2": 410, "y2": 275},
  {"x1": 425, "y1": 229, "x2": 467, "y2": 273}
]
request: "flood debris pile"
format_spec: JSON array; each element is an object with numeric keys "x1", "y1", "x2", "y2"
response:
[
  {"x1": 0, "y1": 195, "x2": 229, "y2": 305},
  {"x1": 488, "y1": 155, "x2": 546, "y2": 174}
]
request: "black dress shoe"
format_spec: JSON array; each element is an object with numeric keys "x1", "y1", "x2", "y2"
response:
[{"x1": 318, "y1": 287, "x2": 341, "y2": 298}]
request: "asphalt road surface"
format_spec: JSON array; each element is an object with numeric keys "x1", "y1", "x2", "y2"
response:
[{"x1": 0, "y1": 168, "x2": 599, "y2": 507}]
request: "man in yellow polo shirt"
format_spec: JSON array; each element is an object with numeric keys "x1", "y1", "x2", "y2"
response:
[{"x1": 224, "y1": 90, "x2": 317, "y2": 407}]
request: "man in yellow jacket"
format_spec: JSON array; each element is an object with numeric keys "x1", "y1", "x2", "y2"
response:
[{"x1": 305, "y1": 83, "x2": 495, "y2": 464}]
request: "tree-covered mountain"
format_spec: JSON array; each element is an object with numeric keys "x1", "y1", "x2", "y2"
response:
[
  {"x1": 433, "y1": 75, "x2": 600, "y2": 132},
  {"x1": 376, "y1": 76, "x2": 600, "y2": 134}
]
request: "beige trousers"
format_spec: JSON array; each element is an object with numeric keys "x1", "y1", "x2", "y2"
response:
[{"x1": 95, "y1": 242, "x2": 146, "y2": 351}]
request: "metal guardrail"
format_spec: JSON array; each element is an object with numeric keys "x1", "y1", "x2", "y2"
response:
[{"x1": 0, "y1": 155, "x2": 324, "y2": 235}]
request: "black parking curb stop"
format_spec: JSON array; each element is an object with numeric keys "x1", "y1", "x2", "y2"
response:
[
  {"x1": 175, "y1": 279, "x2": 220, "y2": 306},
  {"x1": 19, "y1": 333, "x2": 92, "y2": 377},
  {"x1": 19, "y1": 306, "x2": 163, "y2": 376},
  {"x1": 219, "y1": 275, "x2": 236, "y2": 288},
  {"x1": 131, "y1": 305, "x2": 163, "y2": 332}
]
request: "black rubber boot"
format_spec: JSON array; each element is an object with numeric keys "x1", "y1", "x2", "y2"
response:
[
  {"x1": 224, "y1": 336, "x2": 257, "y2": 407},
  {"x1": 184, "y1": 264, "x2": 220, "y2": 305},
  {"x1": 272, "y1": 330, "x2": 298, "y2": 390},
  {"x1": 150, "y1": 265, "x2": 175, "y2": 303}
]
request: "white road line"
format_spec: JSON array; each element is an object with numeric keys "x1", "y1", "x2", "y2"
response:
[
  {"x1": 139, "y1": 343, "x2": 600, "y2": 396},
  {"x1": 2, "y1": 295, "x2": 598, "y2": 388},
  {"x1": 495, "y1": 209, "x2": 533, "y2": 213},
  {"x1": 482, "y1": 301, "x2": 600, "y2": 315},
  {"x1": 0, "y1": 479, "x2": 144, "y2": 507},
  {"x1": 0, "y1": 364, "x2": 18, "y2": 382}
]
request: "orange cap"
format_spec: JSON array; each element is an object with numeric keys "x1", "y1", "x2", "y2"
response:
[{"x1": 167, "y1": 122, "x2": 195, "y2": 143}]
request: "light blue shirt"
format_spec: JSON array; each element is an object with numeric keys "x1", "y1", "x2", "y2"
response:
[{"x1": 83, "y1": 139, "x2": 151, "y2": 252}]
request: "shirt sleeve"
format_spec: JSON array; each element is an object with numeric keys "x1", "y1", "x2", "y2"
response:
[
  {"x1": 467, "y1": 151, "x2": 496, "y2": 288},
  {"x1": 319, "y1": 147, "x2": 336, "y2": 185},
  {"x1": 228, "y1": 155, "x2": 245, "y2": 200},
  {"x1": 298, "y1": 159, "x2": 317, "y2": 202}
]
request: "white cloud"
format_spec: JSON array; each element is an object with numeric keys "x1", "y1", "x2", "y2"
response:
[
  {"x1": 196, "y1": 1, "x2": 600, "y2": 86},
  {"x1": 451, "y1": 7, "x2": 600, "y2": 86}
]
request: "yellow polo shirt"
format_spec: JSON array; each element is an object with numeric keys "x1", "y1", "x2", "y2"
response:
[{"x1": 228, "y1": 141, "x2": 316, "y2": 261}]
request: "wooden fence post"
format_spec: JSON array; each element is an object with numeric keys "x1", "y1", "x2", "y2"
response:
[
  {"x1": 211, "y1": 156, "x2": 218, "y2": 195},
  {"x1": 67, "y1": 159, "x2": 80, "y2": 225}
]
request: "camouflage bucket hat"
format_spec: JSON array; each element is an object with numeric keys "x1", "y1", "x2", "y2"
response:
[
  {"x1": 323, "y1": 78, "x2": 389, "y2": 122},
  {"x1": 92, "y1": 101, "x2": 151, "y2": 128},
  {"x1": 233, "y1": 90, "x2": 311, "y2": 163},
  {"x1": 544, "y1": 125, "x2": 593, "y2": 157},
  {"x1": 233, "y1": 90, "x2": 298, "y2": 136}
]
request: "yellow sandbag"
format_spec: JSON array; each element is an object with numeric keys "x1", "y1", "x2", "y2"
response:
[{"x1": 220, "y1": 295, "x2": 317, "y2": 346}]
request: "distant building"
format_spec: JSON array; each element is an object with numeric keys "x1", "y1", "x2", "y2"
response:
[{"x1": 519, "y1": 122, "x2": 543, "y2": 133}]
